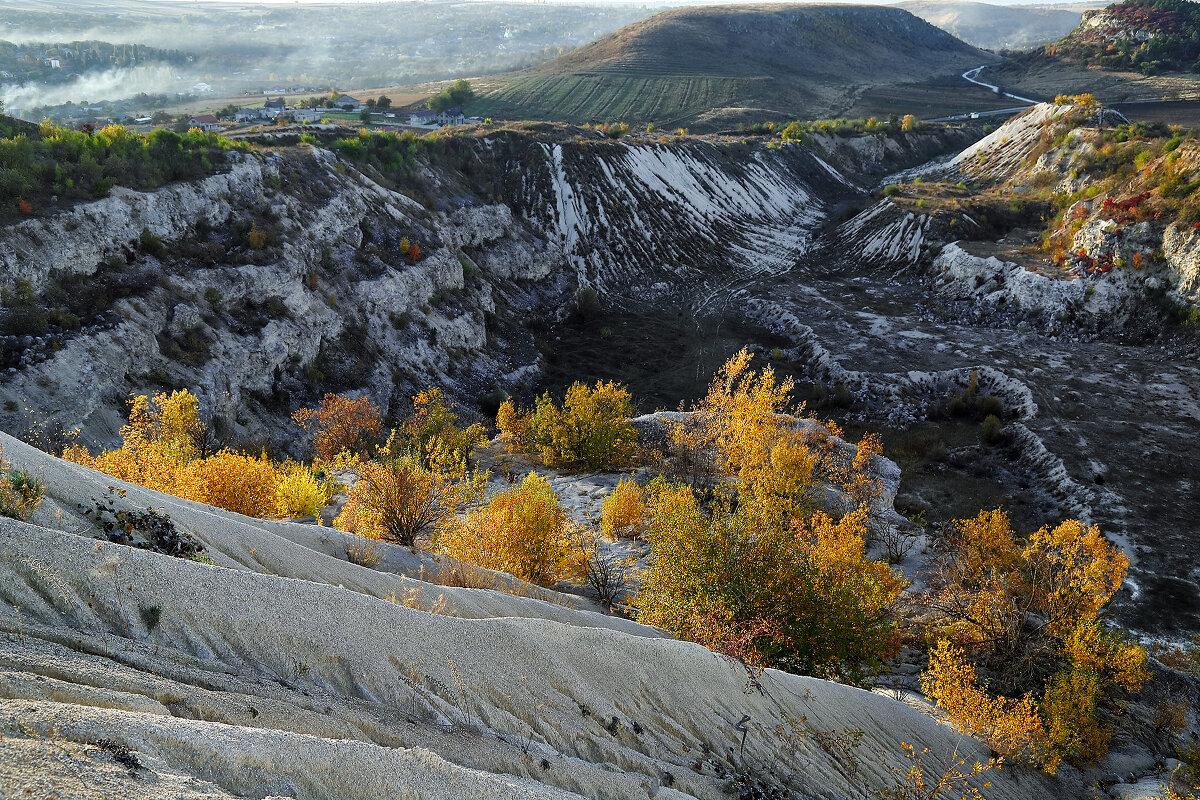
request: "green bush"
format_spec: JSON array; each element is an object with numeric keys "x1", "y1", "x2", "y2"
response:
[
  {"x1": 980, "y1": 414, "x2": 1003, "y2": 444},
  {"x1": 0, "y1": 468, "x2": 43, "y2": 521},
  {"x1": 0, "y1": 122, "x2": 242, "y2": 213}
]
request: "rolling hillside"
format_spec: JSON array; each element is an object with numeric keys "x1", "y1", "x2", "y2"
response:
[
  {"x1": 987, "y1": 0, "x2": 1200, "y2": 107},
  {"x1": 470, "y1": 4, "x2": 996, "y2": 130},
  {"x1": 898, "y1": 1, "x2": 1098, "y2": 50}
]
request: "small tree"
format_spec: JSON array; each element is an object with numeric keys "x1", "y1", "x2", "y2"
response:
[
  {"x1": 292, "y1": 393, "x2": 383, "y2": 461},
  {"x1": 429, "y1": 79, "x2": 474, "y2": 112},
  {"x1": 439, "y1": 472, "x2": 580, "y2": 585},
  {"x1": 399, "y1": 387, "x2": 487, "y2": 473},
  {"x1": 600, "y1": 477, "x2": 647, "y2": 538},
  {"x1": 336, "y1": 453, "x2": 481, "y2": 546},
  {"x1": 636, "y1": 491, "x2": 905, "y2": 684},
  {"x1": 529, "y1": 381, "x2": 637, "y2": 471},
  {"x1": 919, "y1": 510, "x2": 1149, "y2": 772}
]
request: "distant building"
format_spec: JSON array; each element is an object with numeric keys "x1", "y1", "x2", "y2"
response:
[
  {"x1": 436, "y1": 107, "x2": 466, "y2": 126},
  {"x1": 409, "y1": 109, "x2": 438, "y2": 126},
  {"x1": 408, "y1": 107, "x2": 465, "y2": 127},
  {"x1": 264, "y1": 99, "x2": 285, "y2": 111},
  {"x1": 332, "y1": 95, "x2": 363, "y2": 112},
  {"x1": 291, "y1": 108, "x2": 322, "y2": 124},
  {"x1": 188, "y1": 114, "x2": 221, "y2": 131},
  {"x1": 234, "y1": 108, "x2": 263, "y2": 124}
]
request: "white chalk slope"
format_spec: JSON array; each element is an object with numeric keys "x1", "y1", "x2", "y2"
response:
[{"x1": 0, "y1": 432, "x2": 1064, "y2": 800}]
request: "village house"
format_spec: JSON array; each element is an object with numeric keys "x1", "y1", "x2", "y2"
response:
[
  {"x1": 332, "y1": 95, "x2": 363, "y2": 112},
  {"x1": 409, "y1": 109, "x2": 438, "y2": 126},
  {"x1": 290, "y1": 108, "x2": 322, "y2": 124},
  {"x1": 233, "y1": 108, "x2": 263, "y2": 124},
  {"x1": 187, "y1": 114, "x2": 221, "y2": 132},
  {"x1": 408, "y1": 107, "x2": 466, "y2": 127}
]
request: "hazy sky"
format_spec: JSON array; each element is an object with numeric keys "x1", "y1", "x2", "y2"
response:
[{"x1": 25, "y1": 0, "x2": 1101, "y2": 6}]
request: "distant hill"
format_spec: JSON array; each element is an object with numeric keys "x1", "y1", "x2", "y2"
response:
[
  {"x1": 470, "y1": 4, "x2": 994, "y2": 129},
  {"x1": 984, "y1": 0, "x2": 1200, "y2": 105},
  {"x1": 897, "y1": 1, "x2": 1098, "y2": 50},
  {"x1": 1048, "y1": 0, "x2": 1200, "y2": 74}
]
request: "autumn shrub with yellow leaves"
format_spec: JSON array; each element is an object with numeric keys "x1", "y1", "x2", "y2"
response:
[
  {"x1": 600, "y1": 477, "x2": 648, "y2": 538},
  {"x1": 438, "y1": 472, "x2": 582, "y2": 586},
  {"x1": 64, "y1": 389, "x2": 327, "y2": 521},
  {"x1": 400, "y1": 387, "x2": 488, "y2": 473},
  {"x1": 273, "y1": 468, "x2": 328, "y2": 519},
  {"x1": 497, "y1": 381, "x2": 637, "y2": 471},
  {"x1": 634, "y1": 350, "x2": 904, "y2": 683},
  {"x1": 636, "y1": 484, "x2": 905, "y2": 683},
  {"x1": 667, "y1": 348, "x2": 882, "y2": 523},
  {"x1": 919, "y1": 509, "x2": 1148, "y2": 773},
  {"x1": 181, "y1": 449, "x2": 279, "y2": 518}
]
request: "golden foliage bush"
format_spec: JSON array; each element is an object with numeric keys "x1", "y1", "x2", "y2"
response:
[
  {"x1": 399, "y1": 387, "x2": 487, "y2": 474},
  {"x1": 64, "y1": 389, "x2": 329, "y2": 522},
  {"x1": 498, "y1": 382, "x2": 636, "y2": 471},
  {"x1": 600, "y1": 477, "x2": 647, "y2": 538},
  {"x1": 637, "y1": 351, "x2": 904, "y2": 683},
  {"x1": 439, "y1": 472, "x2": 581, "y2": 586},
  {"x1": 65, "y1": 390, "x2": 206, "y2": 496},
  {"x1": 636, "y1": 487, "x2": 905, "y2": 684},
  {"x1": 273, "y1": 469, "x2": 328, "y2": 519},
  {"x1": 181, "y1": 450, "x2": 279, "y2": 517},
  {"x1": 495, "y1": 398, "x2": 532, "y2": 452},
  {"x1": 922, "y1": 640, "x2": 1044, "y2": 766},
  {"x1": 919, "y1": 509, "x2": 1148, "y2": 772},
  {"x1": 667, "y1": 349, "x2": 881, "y2": 525}
]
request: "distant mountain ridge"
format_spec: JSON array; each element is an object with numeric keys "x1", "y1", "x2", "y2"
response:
[{"x1": 471, "y1": 3, "x2": 994, "y2": 130}]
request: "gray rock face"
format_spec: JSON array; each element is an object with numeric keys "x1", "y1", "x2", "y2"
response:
[{"x1": 0, "y1": 134, "x2": 855, "y2": 450}]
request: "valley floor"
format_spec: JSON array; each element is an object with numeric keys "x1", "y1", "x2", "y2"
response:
[{"x1": 533, "y1": 240, "x2": 1200, "y2": 639}]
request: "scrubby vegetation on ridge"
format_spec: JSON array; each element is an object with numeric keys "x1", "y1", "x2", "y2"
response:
[
  {"x1": 46, "y1": 348, "x2": 1185, "y2": 783},
  {"x1": 1048, "y1": 0, "x2": 1200, "y2": 75},
  {"x1": 0, "y1": 118, "x2": 243, "y2": 216}
]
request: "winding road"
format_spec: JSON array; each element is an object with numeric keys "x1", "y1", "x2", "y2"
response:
[{"x1": 962, "y1": 65, "x2": 1040, "y2": 105}]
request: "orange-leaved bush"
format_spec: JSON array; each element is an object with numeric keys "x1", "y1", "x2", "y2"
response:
[
  {"x1": 292, "y1": 393, "x2": 382, "y2": 461},
  {"x1": 64, "y1": 390, "x2": 207, "y2": 496},
  {"x1": 919, "y1": 509, "x2": 1148, "y2": 772},
  {"x1": 181, "y1": 450, "x2": 279, "y2": 517},
  {"x1": 438, "y1": 472, "x2": 581, "y2": 586},
  {"x1": 64, "y1": 389, "x2": 329, "y2": 522}
]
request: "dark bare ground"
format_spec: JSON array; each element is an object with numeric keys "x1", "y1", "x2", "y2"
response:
[{"x1": 528, "y1": 250, "x2": 1200, "y2": 639}]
